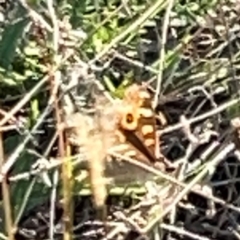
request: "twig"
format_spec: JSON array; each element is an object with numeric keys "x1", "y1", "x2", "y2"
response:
[
  {"x1": 0, "y1": 126, "x2": 17, "y2": 132},
  {"x1": 0, "y1": 76, "x2": 47, "y2": 127},
  {"x1": 0, "y1": 101, "x2": 52, "y2": 182},
  {"x1": 180, "y1": 115, "x2": 199, "y2": 144},
  {"x1": 14, "y1": 178, "x2": 37, "y2": 226},
  {"x1": 112, "y1": 50, "x2": 159, "y2": 74},
  {"x1": 0, "y1": 132, "x2": 14, "y2": 240},
  {"x1": 3, "y1": 154, "x2": 84, "y2": 183},
  {"x1": 49, "y1": 170, "x2": 59, "y2": 240},
  {"x1": 102, "y1": 223, "x2": 126, "y2": 240},
  {"x1": 160, "y1": 97, "x2": 240, "y2": 135},
  {"x1": 161, "y1": 223, "x2": 210, "y2": 240}
]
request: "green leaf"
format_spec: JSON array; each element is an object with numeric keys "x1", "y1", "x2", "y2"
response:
[
  {"x1": 4, "y1": 136, "x2": 51, "y2": 216},
  {"x1": 0, "y1": 67, "x2": 26, "y2": 86},
  {"x1": 0, "y1": 13, "x2": 30, "y2": 69},
  {"x1": 30, "y1": 99, "x2": 40, "y2": 122}
]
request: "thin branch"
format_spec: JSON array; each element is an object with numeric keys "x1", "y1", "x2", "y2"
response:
[
  {"x1": 0, "y1": 76, "x2": 47, "y2": 128},
  {"x1": 160, "y1": 97, "x2": 240, "y2": 135},
  {"x1": 0, "y1": 132, "x2": 14, "y2": 240}
]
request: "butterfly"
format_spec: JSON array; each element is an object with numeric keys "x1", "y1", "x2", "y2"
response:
[{"x1": 95, "y1": 83, "x2": 175, "y2": 184}]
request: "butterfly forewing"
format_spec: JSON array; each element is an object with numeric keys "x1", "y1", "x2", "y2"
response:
[{"x1": 115, "y1": 84, "x2": 158, "y2": 164}]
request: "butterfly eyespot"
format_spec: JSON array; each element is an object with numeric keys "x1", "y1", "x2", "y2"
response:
[
  {"x1": 120, "y1": 111, "x2": 138, "y2": 131},
  {"x1": 126, "y1": 113, "x2": 134, "y2": 123}
]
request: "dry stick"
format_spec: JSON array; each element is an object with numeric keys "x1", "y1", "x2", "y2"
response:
[
  {"x1": 0, "y1": 133, "x2": 14, "y2": 240},
  {"x1": 0, "y1": 126, "x2": 17, "y2": 132},
  {"x1": 6, "y1": 154, "x2": 85, "y2": 183},
  {"x1": 0, "y1": 109, "x2": 17, "y2": 124},
  {"x1": 49, "y1": 170, "x2": 59, "y2": 240},
  {"x1": 59, "y1": 138, "x2": 74, "y2": 240},
  {"x1": 13, "y1": 136, "x2": 63, "y2": 233},
  {"x1": 160, "y1": 97, "x2": 240, "y2": 135},
  {"x1": 102, "y1": 223, "x2": 126, "y2": 240},
  {"x1": 0, "y1": 110, "x2": 19, "y2": 132},
  {"x1": 161, "y1": 223, "x2": 210, "y2": 240},
  {"x1": 7, "y1": 115, "x2": 61, "y2": 228},
  {"x1": 153, "y1": 0, "x2": 175, "y2": 108},
  {"x1": 143, "y1": 143, "x2": 235, "y2": 233},
  {"x1": 112, "y1": 50, "x2": 159, "y2": 74}
]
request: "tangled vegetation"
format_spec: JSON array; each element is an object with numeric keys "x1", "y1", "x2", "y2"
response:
[{"x1": 1, "y1": 0, "x2": 240, "y2": 239}]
